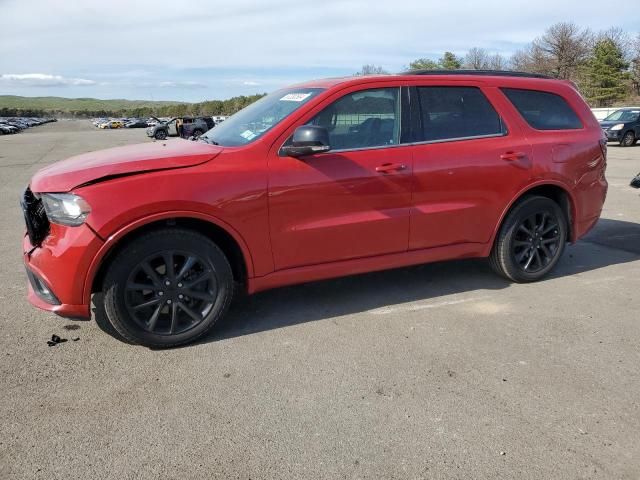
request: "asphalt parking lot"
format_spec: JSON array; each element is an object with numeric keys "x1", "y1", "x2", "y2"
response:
[{"x1": 1, "y1": 120, "x2": 639, "y2": 479}]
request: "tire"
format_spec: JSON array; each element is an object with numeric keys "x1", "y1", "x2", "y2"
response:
[
  {"x1": 102, "y1": 229, "x2": 234, "y2": 348},
  {"x1": 154, "y1": 129, "x2": 167, "y2": 140},
  {"x1": 192, "y1": 129, "x2": 203, "y2": 138},
  {"x1": 489, "y1": 196, "x2": 567, "y2": 283},
  {"x1": 620, "y1": 131, "x2": 635, "y2": 147}
]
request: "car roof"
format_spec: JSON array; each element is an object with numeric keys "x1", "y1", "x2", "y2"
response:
[{"x1": 291, "y1": 71, "x2": 567, "y2": 90}]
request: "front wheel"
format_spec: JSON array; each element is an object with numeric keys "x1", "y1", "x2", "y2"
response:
[
  {"x1": 490, "y1": 196, "x2": 567, "y2": 283},
  {"x1": 154, "y1": 130, "x2": 167, "y2": 140},
  {"x1": 103, "y1": 229, "x2": 234, "y2": 347},
  {"x1": 620, "y1": 131, "x2": 635, "y2": 147}
]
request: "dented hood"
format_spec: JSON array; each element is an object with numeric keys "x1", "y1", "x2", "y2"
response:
[{"x1": 30, "y1": 140, "x2": 222, "y2": 192}]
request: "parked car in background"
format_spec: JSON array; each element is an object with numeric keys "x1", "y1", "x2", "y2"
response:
[
  {"x1": 125, "y1": 119, "x2": 149, "y2": 128},
  {"x1": 0, "y1": 123, "x2": 19, "y2": 134},
  {"x1": 146, "y1": 116, "x2": 213, "y2": 140},
  {"x1": 0, "y1": 117, "x2": 55, "y2": 134},
  {"x1": 99, "y1": 120, "x2": 124, "y2": 129},
  {"x1": 591, "y1": 107, "x2": 619, "y2": 120},
  {"x1": 182, "y1": 117, "x2": 214, "y2": 138},
  {"x1": 600, "y1": 108, "x2": 640, "y2": 147},
  {"x1": 21, "y1": 70, "x2": 607, "y2": 347}
]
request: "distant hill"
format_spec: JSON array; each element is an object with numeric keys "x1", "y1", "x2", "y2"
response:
[
  {"x1": 0, "y1": 95, "x2": 187, "y2": 115},
  {"x1": 0, "y1": 94, "x2": 266, "y2": 118}
]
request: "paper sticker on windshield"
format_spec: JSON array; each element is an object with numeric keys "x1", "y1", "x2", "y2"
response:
[
  {"x1": 240, "y1": 129, "x2": 257, "y2": 140},
  {"x1": 280, "y1": 93, "x2": 312, "y2": 102}
]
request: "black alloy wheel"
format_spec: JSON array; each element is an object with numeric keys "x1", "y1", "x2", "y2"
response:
[
  {"x1": 124, "y1": 251, "x2": 217, "y2": 335},
  {"x1": 490, "y1": 196, "x2": 567, "y2": 282},
  {"x1": 103, "y1": 229, "x2": 234, "y2": 347},
  {"x1": 511, "y1": 212, "x2": 562, "y2": 274}
]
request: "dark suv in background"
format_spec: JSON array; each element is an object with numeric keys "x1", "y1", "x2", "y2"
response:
[
  {"x1": 600, "y1": 108, "x2": 640, "y2": 146},
  {"x1": 146, "y1": 116, "x2": 215, "y2": 140}
]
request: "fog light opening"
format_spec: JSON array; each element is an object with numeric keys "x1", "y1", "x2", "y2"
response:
[{"x1": 26, "y1": 269, "x2": 60, "y2": 305}]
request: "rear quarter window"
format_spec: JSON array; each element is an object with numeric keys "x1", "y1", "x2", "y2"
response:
[{"x1": 501, "y1": 88, "x2": 583, "y2": 130}]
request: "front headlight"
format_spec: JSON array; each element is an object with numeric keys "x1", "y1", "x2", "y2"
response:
[
  {"x1": 40, "y1": 193, "x2": 91, "y2": 226},
  {"x1": 610, "y1": 123, "x2": 625, "y2": 131}
]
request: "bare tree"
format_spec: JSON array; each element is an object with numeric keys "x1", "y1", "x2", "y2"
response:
[
  {"x1": 532, "y1": 22, "x2": 593, "y2": 79},
  {"x1": 631, "y1": 33, "x2": 640, "y2": 96},
  {"x1": 510, "y1": 49, "x2": 531, "y2": 71},
  {"x1": 598, "y1": 27, "x2": 631, "y2": 59},
  {"x1": 488, "y1": 53, "x2": 508, "y2": 70},
  {"x1": 510, "y1": 43, "x2": 554, "y2": 74},
  {"x1": 464, "y1": 48, "x2": 490, "y2": 69},
  {"x1": 354, "y1": 64, "x2": 389, "y2": 76}
]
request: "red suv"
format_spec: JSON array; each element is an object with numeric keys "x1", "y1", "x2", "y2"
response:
[{"x1": 22, "y1": 71, "x2": 607, "y2": 347}]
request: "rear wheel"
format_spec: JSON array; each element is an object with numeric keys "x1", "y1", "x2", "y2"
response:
[
  {"x1": 192, "y1": 129, "x2": 204, "y2": 138},
  {"x1": 103, "y1": 229, "x2": 233, "y2": 348},
  {"x1": 620, "y1": 131, "x2": 635, "y2": 147},
  {"x1": 490, "y1": 196, "x2": 567, "y2": 283}
]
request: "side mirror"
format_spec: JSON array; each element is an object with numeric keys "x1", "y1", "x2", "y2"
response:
[{"x1": 281, "y1": 125, "x2": 331, "y2": 157}]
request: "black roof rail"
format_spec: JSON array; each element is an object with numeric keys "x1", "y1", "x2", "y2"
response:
[{"x1": 401, "y1": 69, "x2": 553, "y2": 79}]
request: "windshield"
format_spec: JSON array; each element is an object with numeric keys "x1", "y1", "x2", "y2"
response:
[
  {"x1": 200, "y1": 88, "x2": 324, "y2": 146},
  {"x1": 604, "y1": 110, "x2": 640, "y2": 122}
]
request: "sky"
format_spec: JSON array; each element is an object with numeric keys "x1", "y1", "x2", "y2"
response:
[{"x1": 1, "y1": 0, "x2": 638, "y2": 102}]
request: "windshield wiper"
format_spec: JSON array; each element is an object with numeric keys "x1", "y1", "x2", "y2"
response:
[{"x1": 198, "y1": 137, "x2": 219, "y2": 145}]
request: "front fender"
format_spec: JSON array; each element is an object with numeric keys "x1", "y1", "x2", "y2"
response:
[{"x1": 81, "y1": 210, "x2": 255, "y2": 307}]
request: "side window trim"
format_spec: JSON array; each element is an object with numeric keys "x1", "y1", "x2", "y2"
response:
[{"x1": 400, "y1": 86, "x2": 412, "y2": 144}]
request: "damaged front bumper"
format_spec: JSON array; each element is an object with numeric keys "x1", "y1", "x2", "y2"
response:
[{"x1": 23, "y1": 223, "x2": 104, "y2": 319}]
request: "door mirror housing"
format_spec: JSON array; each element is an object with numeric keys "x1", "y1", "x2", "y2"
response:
[{"x1": 281, "y1": 125, "x2": 331, "y2": 157}]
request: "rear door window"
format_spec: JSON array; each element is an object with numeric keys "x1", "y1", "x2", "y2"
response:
[
  {"x1": 415, "y1": 86, "x2": 505, "y2": 142},
  {"x1": 501, "y1": 88, "x2": 582, "y2": 130}
]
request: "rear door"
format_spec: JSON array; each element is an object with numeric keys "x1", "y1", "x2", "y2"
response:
[
  {"x1": 500, "y1": 86, "x2": 607, "y2": 227},
  {"x1": 408, "y1": 82, "x2": 533, "y2": 250},
  {"x1": 268, "y1": 85, "x2": 414, "y2": 270}
]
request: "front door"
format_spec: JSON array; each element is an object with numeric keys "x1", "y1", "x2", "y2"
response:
[{"x1": 268, "y1": 86, "x2": 413, "y2": 270}]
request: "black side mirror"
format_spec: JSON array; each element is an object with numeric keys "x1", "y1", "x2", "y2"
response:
[{"x1": 281, "y1": 125, "x2": 331, "y2": 157}]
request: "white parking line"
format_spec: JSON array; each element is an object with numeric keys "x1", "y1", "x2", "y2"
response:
[{"x1": 368, "y1": 295, "x2": 490, "y2": 315}]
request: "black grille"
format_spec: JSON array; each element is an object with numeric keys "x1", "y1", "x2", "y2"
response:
[{"x1": 21, "y1": 187, "x2": 50, "y2": 246}]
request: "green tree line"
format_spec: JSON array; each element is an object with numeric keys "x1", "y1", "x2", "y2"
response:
[{"x1": 0, "y1": 93, "x2": 266, "y2": 119}]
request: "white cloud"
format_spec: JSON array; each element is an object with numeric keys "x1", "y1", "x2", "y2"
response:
[
  {"x1": 0, "y1": 73, "x2": 96, "y2": 87},
  {"x1": 243, "y1": 81, "x2": 261, "y2": 86},
  {"x1": 158, "y1": 80, "x2": 207, "y2": 89}
]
